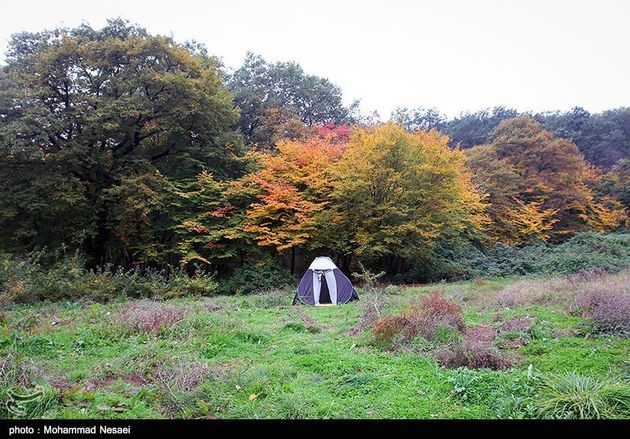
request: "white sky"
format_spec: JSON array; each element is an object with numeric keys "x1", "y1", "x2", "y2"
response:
[{"x1": 1, "y1": 0, "x2": 629, "y2": 118}]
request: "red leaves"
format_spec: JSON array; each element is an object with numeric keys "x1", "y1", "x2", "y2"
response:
[
  {"x1": 315, "y1": 123, "x2": 351, "y2": 143},
  {"x1": 204, "y1": 205, "x2": 237, "y2": 218}
]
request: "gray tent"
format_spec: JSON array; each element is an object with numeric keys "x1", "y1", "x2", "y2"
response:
[{"x1": 293, "y1": 256, "x2": 359, "y2": 305}]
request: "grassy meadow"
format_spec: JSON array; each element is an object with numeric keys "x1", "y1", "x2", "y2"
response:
[{"x1": 2, "y1": 271, "x2": 630, "y2": 419}]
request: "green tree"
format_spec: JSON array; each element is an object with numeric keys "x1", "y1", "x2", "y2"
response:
[
  {"x1": 174, "y1": 171, "x2": 254, "y2": 270},
  {"x1": 391, "y1": 106, "x2": 447, "y2": 132},
  {"x1": 443, "y1": 107, "x2": 521, "y2": 149},
  {"x1": 227, "y1": 52, "x2": 358, "y2": 148},
  {"x1": 0, "y1": 19, "x2": 246, "y2": 267},
  {"x1": 536, "y1": 107, "x2": 630, "y2": 171}
]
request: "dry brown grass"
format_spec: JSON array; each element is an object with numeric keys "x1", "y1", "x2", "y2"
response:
[
  {"x1": 116, "y1": 300, "x2": 191, "y2": 334},
  {"x1": 155, "y1": 359, "x2": 214, "y2": 392},
  {"x1": 493, "y1": 271, "x2": 630, "y2": 309},
  {"x1": 0, "y1": 354, "x2": 48, "y2": 388}
]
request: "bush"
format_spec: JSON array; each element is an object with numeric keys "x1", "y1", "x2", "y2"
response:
[
  {"x1": 0, "y1": 252, "x2": 217, "y2": 303},
  {"x1": 372, "y1": 291, "x2": 465, "y2": 345},
  {"x1": 412, "y1": 292, "x2": 466, "y2": 335},
  {"x1": 353, "y1": 263, "x2": 387, "y2": 317},
  {"x1": 371, "y1": 292, "x2": 513, "y2": 370},
  {"x1": 435, "y1": 325, "x2": 512, "y2": 370},
  {"x1": 536, "y1": 372, "x2": 630, "y2": 419},
  {"x1": 163, "y1": 270, "x2": 217, "y2": 298},
  {"x1": 575, "y1": 290, "x2": 630, "y2": 335},
  {"x1": 372, "y1": 315, "x2": 408, "y2": 344},
  {"x1": 481, "y1": 232, "x2": 630, "y2": 278},
  {"x1": 490, "y1": 271, "x2": 630, "y2": 337},
  {"x1": 215, "y1": 260, "x2": 295, "y2": 295},
  {"x1": 499, "y1": 316, "x2": 535, "y2": 334},
  {"x1": 463, "y1": 325, "x2": 511, "y2": 370},
  {"x1": 248, "y1": 289, "x2": 292, "y2": 308},
  {"x1": 399, "y1": 232, "x2": 630, "y2": 282}
]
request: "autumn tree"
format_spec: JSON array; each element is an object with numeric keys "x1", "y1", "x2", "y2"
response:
[
  {"x1": 0, "y1": 19, "x2": 246, "y2": 267},
  {"x1": 327, "y1": 123, "x2": 487, "y2": 274},
  {"x1": 465, "y1": 145, "x2": 557, "y2": 244},
  {"x1": 599, "y1": 159, "x2": 630, "y2": 223},
  {"x1": 239, "y1": 126, "x2": 348, "y2": 273},
  {"x1": 467, "y1": 117, "x2": 625, "y2": 243}
]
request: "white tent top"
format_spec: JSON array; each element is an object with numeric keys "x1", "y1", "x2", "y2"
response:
[{"x1": 308, "y1": 256, "x2": 338, "y2": 271}]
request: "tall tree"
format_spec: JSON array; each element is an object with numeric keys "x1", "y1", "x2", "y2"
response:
[
  {"x1": 599, "y1": 158, "x2": 630, "y2": 222},
  {"x1": 227, "y1": 52, "x2": 358, "y2": 149},
  {"x1": 328, "y1": 123, "x2": 487, "y2": 273},
  {"x1": 391, "y1": 106, "x2": 447, "y2": 132},
  {"x1": 239, "y1": 126, "x2": 348, "y2": 273},
  {"x1": 0, "y1": 19, "x2": 246, "y2": 266},
  {"x1": 536, "y1": 107, "x2": 630, "y2": 171},
  {"x1": 444, "y1": 107, "x2": 521, "y2": 149},
  {"x1": 465, "y1": 145, "x2": 557, "y2": 245},
  {"x1": 467, "y1": 117, "x2": 625, "y2": 243}
]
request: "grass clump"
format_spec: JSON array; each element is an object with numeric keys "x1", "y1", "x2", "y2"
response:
[
  {"x1": 536, "y1": 372, "x2": 630, "y2": 419},
  {"x1": 116, "y1": 301, "x2": 191, "y2": 334}
]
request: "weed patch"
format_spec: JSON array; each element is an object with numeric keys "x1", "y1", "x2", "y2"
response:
[{"x1": 116, "y1": 301, "x2": 191, "y2": 335}]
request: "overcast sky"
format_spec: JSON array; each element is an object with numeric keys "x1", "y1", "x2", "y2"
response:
[{"x1": 1, "y1": 0, "x2": 629, "y2": 118}]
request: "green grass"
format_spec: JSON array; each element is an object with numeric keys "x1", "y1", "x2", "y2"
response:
[{"x1": 1, "y1": 275, "x2": 630, "y2": 419}]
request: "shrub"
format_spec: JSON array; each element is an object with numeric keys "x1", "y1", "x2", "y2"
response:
[
  {"x1": 346, "y1": 264, "x2": 391, "y2": 336},
  {"x1": 353, "y1": 263, "x2": 387, "y2": 318},
  {"x1": 0, "y1": 252, "x2": 217, "y2": 303},
  {"x1": 371, "y1": 292, "x2": 513, "y2": 369},
  {"x1": 536, "y1": 372, "x2": 630, "y2": 419},
  {"x1": 464, "y1": 325, "x2": 511, "y2": 370},
  {"x1": 490, "y1": 271, "x2": 630, "y2": 337},
  {"x1": 540, "y1": 233, "x2": 630, "y2": 275},
  {"x1": 372, "y1": 315, "x2": 408, "y2": 344},
  {"x1": 248, "y1": 289, "x2": 292, "y2": 308},
  {"x1": 215, "y1": 260, "x2": 295, "y2": 295},
  {"x1": 435, "y1": 325, "x2": 512, "y2": 370},
  {"x1": 423, "y1": 232, "x2": 630, "y2": 282},
  {"x1": 163, "y1": 270, "x2": 217, "y2": 298},
  {"x1": 494, "y1": 270, "x2": 630, "y2": 309},
  {"x1": 575, "y1": 290, "x2": 630, "y2": 335},
  {"x1": 413, "y1": 292, "x2": 466, "y2": 334},
  {"x1": 372, "y1": 291, "x2": 465, "y2": 344},
  {"x1": 499, "y1": 316, "x2": 535, "y2": 334}
]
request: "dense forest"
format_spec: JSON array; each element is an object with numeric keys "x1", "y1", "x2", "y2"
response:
[{"x1": 1, "y1": 19, "x2": 628, "y2": 290}]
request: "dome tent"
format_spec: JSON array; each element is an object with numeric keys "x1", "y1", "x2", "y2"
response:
[{"x1": 293, "y1": 256, "x2": 359, "y2": 305}]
